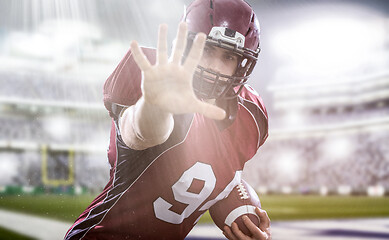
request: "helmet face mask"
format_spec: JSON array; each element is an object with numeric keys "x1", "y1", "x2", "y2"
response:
[
  {"x1": 184, "y1": 0, "x2": 261, "y2": 100},
  {"x1": 186, "y1": 32, "x2": 254, "y2": 99},
  {"x1": 193, "y1": 65, "x2": 245, "y2": 99}
]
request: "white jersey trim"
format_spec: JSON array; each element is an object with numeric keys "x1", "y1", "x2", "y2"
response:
[{"x1": 78, "y1": 116, "x2": 195, "y2": 239}]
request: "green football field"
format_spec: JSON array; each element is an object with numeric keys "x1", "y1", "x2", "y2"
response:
[
  {"x1": 0, "y1": 194, "x2": 388, "y2": 239},
  {"x1": 1, "y1": 194, "x2": 389, "y2": 223}
]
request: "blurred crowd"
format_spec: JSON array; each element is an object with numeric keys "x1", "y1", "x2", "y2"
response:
[{"x1": 0, "y1": 71, "x2": 388, "y2": 195}]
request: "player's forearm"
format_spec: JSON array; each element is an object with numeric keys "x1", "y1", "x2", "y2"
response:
[
  {"x1": 133, "y1": 97, "x2": 174, "y2": 140},
  {"x1": 120, "y1": 97, "x2": 174, "y2": 150}
]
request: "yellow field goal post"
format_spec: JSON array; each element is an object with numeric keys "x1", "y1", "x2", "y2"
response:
[{"x1": 41, "y1": 145, "x2": 75, "y2": 187}]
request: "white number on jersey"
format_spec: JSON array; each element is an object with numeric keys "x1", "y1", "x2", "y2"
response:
[{"x1": 153, "y1": 162, "x2": 242, "y2": 224}]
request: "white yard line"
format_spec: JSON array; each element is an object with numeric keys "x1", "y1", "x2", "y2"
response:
[
  {"x1": 0, "y1": 209, "x2": 70, "y2": 240},
  {"x1": 0, "y1": 209, "x2": 388, "y2": 240}
]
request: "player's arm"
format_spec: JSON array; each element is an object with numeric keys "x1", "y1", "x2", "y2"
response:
[
  {"x1": 120, "y1": 22, "x2": 225, "y2": 150},
  {"x1": 119, "y1": 98, "x2": 174, "y2": 150}
]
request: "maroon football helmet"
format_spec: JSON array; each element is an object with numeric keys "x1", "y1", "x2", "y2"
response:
[{"x1": 184, "y1": 0, "x2": 261, "y2": 99}]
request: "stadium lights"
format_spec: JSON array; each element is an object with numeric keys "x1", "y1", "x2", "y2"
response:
[
  {"x1": 274, "y1": 149, "x2": 301, "y2": 182},
  {"x1": 272, "y1": 15, "x2": 386, "y2": 82},
  {"x1": 320, "y1": 136, "x2": 354, "y2": 162},
  {"x1": 282, "y1": 108, "x2": 307, "y2": 128},
  {"x1": 43, "y1": 114, "x2": 71, "y2": 141},
  {"x1": 3, "y1": 20, "x2": 102, "y2": 70}
]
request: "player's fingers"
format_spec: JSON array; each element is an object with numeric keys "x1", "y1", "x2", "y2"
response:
[
  {"x1": 223, "y1": 226, "x2": 238, "y2": 240},
  {"x1": 242, "y1": 215, "x2": 269, "y2": 240},
  {"x1": 242, "y1": 215, "x2": 260, "y2": 234},
  {"x1": 171, "y1": 22, "x2": 188, "y2": 64},
  {"x1": 193, "y1": 100, "x2": 226, "y2": 120},
  {"x1": 130, "y1": 41, "x2": 152, "y2": 71},
  {"x1": 183, "y1": 32, "x2": 206, "y2": 72},
  {"x1": 157, "y1": 24, "x2": 168, "y2": 65},
  {"x1": 230, "y1": 222, "x2": 249, "y2": 240},
  {"x1": 256, "y1": 208, "x2": 271, "y2": 240},
  {"x1": 257, "y1": 208, "x2": 271, "y2": 230}
]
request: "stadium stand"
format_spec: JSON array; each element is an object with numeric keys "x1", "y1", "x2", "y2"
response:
[
  {"x1": 1, "y1": 69, "x2": 388, "y2": 195},
  {"x1": 243, "y1": 72, "x2": 389, "y2": 195},
  {"x1": 0, "y1": 69, "x2": 110, "y2": 193}
]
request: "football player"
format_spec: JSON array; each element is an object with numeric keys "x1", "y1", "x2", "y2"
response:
[{"x1": 65, "y1": 0, "x2": 271, "y2": 239}]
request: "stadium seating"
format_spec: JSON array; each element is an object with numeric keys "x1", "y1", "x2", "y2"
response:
[{"x1": 1, "y1": 69, "x2": 388, "y2": 195}]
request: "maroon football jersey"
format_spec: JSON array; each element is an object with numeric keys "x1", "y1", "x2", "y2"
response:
[{"x1": 65, "y1": 47, "x2": 268, "y2": 240}]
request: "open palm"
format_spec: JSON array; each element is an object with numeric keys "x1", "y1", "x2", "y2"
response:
[{"x1": 130, "y1": 22, "x2": 226, "y2": 120}]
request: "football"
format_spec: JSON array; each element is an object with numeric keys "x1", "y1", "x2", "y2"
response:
[{"x1": 209, "y1": 180, "x2": 261, "y2": 236}]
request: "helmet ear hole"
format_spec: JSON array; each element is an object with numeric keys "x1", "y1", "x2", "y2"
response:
[
  {"x1": 241, "y1": 58, "x2": 248, "y2": 68},
  {"x1": 235, "y1": 57, "x2": 251, "y2": 77}
]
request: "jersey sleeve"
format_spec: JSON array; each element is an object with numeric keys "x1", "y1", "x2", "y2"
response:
[
  {"x1": 239, "y1": 85, "x2": 269, "y2": 147},
  {"x1": 103, "y1": 47, "x2": 156, "y2": 118}
]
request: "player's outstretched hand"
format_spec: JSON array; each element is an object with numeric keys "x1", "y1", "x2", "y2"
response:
[
  {"x1": 130, "y1": 22, "x2": 226, "y2": 120},
  {"x1": 223, "y1": 207, "x2": 271, "y2": 240}
]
